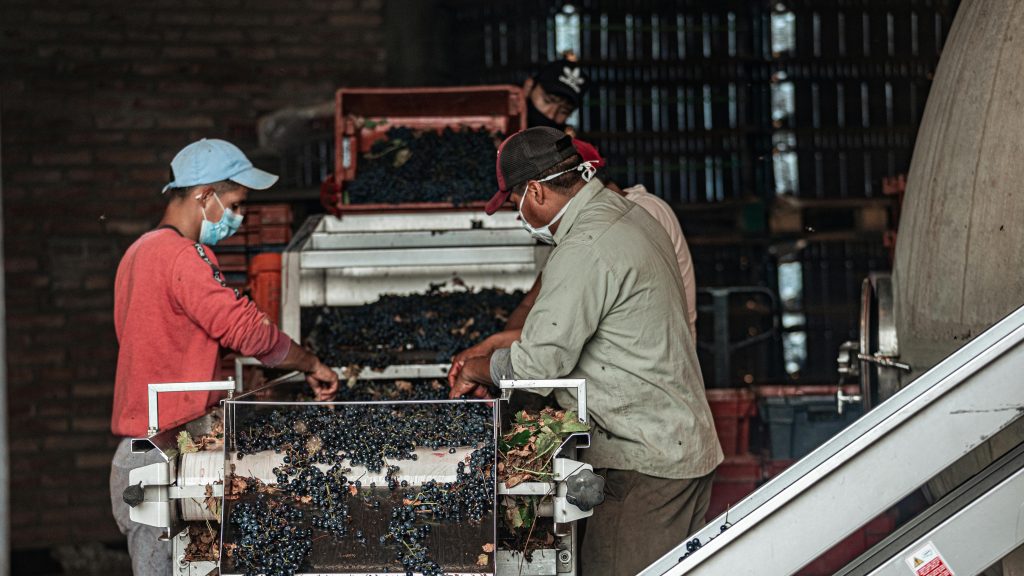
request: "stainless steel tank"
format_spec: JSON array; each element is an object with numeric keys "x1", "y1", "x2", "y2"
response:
[{"x1": 894, "y1": 0, "x2": 1024, "y2": 379}]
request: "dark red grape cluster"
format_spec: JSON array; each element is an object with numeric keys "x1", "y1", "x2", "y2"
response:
[
  {"x1": 307, "y1": 286, "x2": 523, "y2": 368},
  {"x1": 228, "y1": 382, "x2": 495, "y2": 576},
  {"x1": 345, "y1": 126, "x2": 499, "y2": 205},
  {"x1": 230, "y1": 494, "x2": 312, "y2": 576}
]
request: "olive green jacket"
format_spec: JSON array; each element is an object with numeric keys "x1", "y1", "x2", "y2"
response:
[{"x1": 492, "y1": 179, "x2": 723, "y2": 479}]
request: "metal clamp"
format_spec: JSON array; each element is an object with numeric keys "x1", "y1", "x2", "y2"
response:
[
  {"x1": 856, "y1": 353, "x2": 912, "y2": 372},
  {"x1": 147, "y1": 380, "x2": 236, "y2": 436},
  {"x1": 837, "y1": 341, "x2": 860, "y2": 378}
]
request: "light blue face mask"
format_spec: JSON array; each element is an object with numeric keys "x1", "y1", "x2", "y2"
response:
[
  {"x1": 517, "y1": 161, "x2": 596, "y2": 245},
  {"x1": 199, "y1": 193, "x2": 244, "y2": 246}
]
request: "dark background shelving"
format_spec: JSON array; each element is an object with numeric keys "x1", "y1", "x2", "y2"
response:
[{"x1": 1, "y1": 0, "x2": 961, "y2": 564}]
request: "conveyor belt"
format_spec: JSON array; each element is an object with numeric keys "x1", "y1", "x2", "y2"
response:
[
  {"x1": 836, "y1": 440, "x2": 1024, "y2": 576},
  {"x1": 641, "y1": 304, "x2": 1024, "y2": 575},
  {"x1": 219, "y1": 488, "x2": 494, "y2": 576}
]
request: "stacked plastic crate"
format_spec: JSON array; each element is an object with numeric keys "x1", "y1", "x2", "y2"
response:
[
  {"x1": 452, "y1": 2, "x2": 735, "y2": 192},
  {"x1": 215, "y1": 204, "x2": 294, "y2": 322},
  {"x1": 769, "y1": 1, "x2": 955, "y2": 383}
]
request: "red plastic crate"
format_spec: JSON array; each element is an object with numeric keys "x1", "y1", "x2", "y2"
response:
[
  {"x1": 754, "y1": 384, "x2": 861, "y2": 398},
  {"x1": 797, "y1": 511, "x2": 898, "y2": 575},
  {"x1": 706, "y1": 388, "x2": 757, "y2": 456},
  {"x1": 216, "y1": 252, "x2": 248, "y2": 273},
  {"x1": 218, "y1": 230, "x2": 251, "y2": 247},
  {"x1": 248, "y1": 253, "x2": 281, "y2": 325},
  {"x1": 324, "y1": 85, "x2": 527, "y2": 215},
  {"x1": 245, "y1": 225, "x2": 292, "y2": 247},
  {"x1": 255, "y1": 204, "x2": 292, "y2": 225}
]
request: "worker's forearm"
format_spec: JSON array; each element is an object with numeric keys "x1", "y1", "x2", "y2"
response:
[
  {"x1": 274, "y1": 341, "x2": 321, "y2": 373},
  {"x1": 485, "y1": 329, "x2": 522, "y2": 350}
]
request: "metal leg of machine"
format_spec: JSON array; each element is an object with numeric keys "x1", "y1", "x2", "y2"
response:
[
  {"x1": 172, "y1": 528, "x2": 217, "y2": 576},
  {"x1": 640, "y1": 303, "x2": 1024, "y2": 576},
  {"x1": 124, "y1": 382, "x2": 234, "y2": 540},
  {"x1": 836, "y1": 441, "x2": 1024, "y2": 576},
  {"x1": 495, "y1": 379, "x2": 602, "y2": 576}
]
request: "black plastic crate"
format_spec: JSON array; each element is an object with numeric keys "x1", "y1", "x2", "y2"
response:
[{"x1": 760, "y1": 393, "x2": 863, "y2": 460}]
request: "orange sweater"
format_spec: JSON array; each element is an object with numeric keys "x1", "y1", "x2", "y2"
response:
[{"x1": 111, "y1": 227, "x2": 289, "y2": 437}]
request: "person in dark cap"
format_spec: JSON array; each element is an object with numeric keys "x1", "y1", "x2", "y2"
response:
[
  {"x1": 523, "y1": 58, "x2": 589, "y2": 132},
  {"x1": 448, "y1": 127, "x2": 722, "y2": 575},
  {"x1": 452, "y1": 138, "x2": 697, "y2": 361},
  {"x1": 109, "y1": 138, "x2": 339, "y2": 575}
]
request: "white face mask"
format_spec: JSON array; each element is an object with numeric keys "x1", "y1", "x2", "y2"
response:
[
  {"x1": 516, "y1": 161, "x2": 597, "y2": 245},
  {"x1": 518, "y1": 187, "x2": 573, "y2": 245}
]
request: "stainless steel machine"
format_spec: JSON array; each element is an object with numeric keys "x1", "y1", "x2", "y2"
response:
[
  {"x1": 280, "y1": 210, "x2": 549, "y2": 341},
  {"x1": 124, "y1": 372, "x2": 600, "y2": 576},
  {"x1": 123, "y1": 210, "x2": 604, "y2": 576}
]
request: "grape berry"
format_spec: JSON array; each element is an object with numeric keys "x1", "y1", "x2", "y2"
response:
[
  {"x1": 345, "y1": 126, "x2": 499, "y2": 206},
  {"x1": 307, "y1": 285, "x2": 522, "y2": 369},
  {"x1": 226, "y1": 383, "x2": 495, "y2": 576}
]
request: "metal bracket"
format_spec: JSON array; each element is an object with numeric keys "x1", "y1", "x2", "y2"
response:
[
  {"x1": 552, "y1": 457, "x2": 602, "y2": 523},
  {"x1": 167, "y1": 483, "x2": 223, "y2": 500},
  {"x1": 147, "y1": 380, "x2": 236, "y2": 436},
  {"x1": 837, "y1": 341, "x2": 860, "y2": 378},
  {"x1": 128, "y1": 461, "x2": 173, "y2": 530},
  {"x1": 496, "y1": 379, "x2": 599, "y2": 528},
  {"x1": 498, "y1": 379, "x2": 587, "y2": 423},
  {"x1": 173, "y1": 527, "x2": 217, "y2": 576},
  {"x1": 836, "y1": 386, "x2": 862, "y2": 416}
]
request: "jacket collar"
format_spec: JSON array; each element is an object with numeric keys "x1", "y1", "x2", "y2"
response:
[{"x1": 552, "y1": 178, "x2": 605, "y2": 244}]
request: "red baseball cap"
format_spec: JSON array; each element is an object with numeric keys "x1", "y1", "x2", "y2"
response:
[{"x1": 571, "y1": 138, "x2": 605, "y2": 168}]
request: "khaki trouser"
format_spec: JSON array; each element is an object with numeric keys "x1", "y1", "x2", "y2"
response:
[
  {"x1": 110, "y1": 438, "x2": 173, "y2": 576},
  {"x1": 580, "y1": 469, "x2": 714, "y2": 576}
]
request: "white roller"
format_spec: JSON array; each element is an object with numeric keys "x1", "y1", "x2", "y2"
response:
[
  {"x1": 179, "y1": 451, "x2": 224, "y2": 521},
  {"x1": 226, "y1": 446, "x2": 478, "y2": 487}
]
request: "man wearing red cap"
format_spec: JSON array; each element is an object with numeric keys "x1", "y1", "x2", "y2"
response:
[
  {"x1": 449, "y1": 127, "x2": 722, "y2": 575},
  {"x1": 453, "y1": 138, "x2": 698, "y2": 370}
]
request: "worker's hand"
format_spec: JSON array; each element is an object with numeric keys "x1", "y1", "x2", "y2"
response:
[
  {"x1": 448, "y1": 338, "x2": 495, "y2": 388},
  {"x1": 306, "y1": 359, "x2": 339, "y2": 401},
  {"x1": 449, "y1": 356, "x2": 493, "y2": 399}
]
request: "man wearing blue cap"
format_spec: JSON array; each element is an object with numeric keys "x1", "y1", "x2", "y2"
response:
[{"x1": 109, "y1": 139, "x2": 339, "y2": 575}]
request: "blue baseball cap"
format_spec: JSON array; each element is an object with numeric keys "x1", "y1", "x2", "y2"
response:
[{"x1": 162, "y1": 138, "x2": 278, "y2": 193}]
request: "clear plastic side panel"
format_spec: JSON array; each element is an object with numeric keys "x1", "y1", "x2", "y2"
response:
[{"x1": 220, "y1": 380, "x2": 497, "y2": 576}]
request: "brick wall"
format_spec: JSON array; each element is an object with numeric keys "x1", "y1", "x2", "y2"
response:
[{"x1": 1, "y1": 0, "x2": 386, "y2": 549}]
